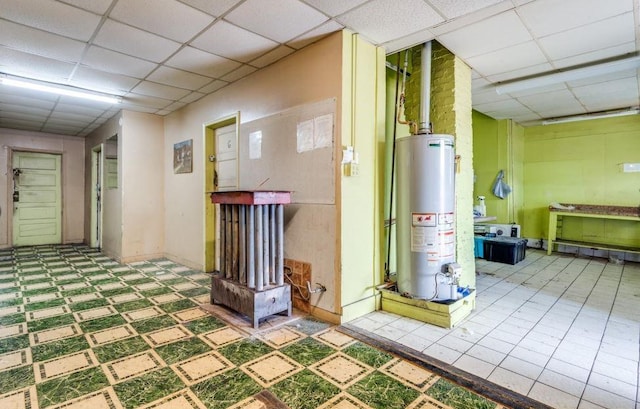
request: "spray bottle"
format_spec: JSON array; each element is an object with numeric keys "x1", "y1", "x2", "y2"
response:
[{"x1": 474, "y1": 196, "x2": 486, "y2": 217}]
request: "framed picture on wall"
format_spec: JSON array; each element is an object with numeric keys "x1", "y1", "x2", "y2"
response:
[{"x1": 173, "y1": 139, "x2": 193, "y2": 174}]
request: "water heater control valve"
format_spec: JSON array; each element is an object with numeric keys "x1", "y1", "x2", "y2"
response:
[{"x1": 446, "y1": 263, "x2": 462, "y2": 280}]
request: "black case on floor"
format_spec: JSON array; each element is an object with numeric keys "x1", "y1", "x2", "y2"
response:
[{"x1": 483, "y1": 237, "x2": 528, "y2": 265}]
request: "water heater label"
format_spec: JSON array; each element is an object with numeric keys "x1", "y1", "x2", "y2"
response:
[
  {"x1": 412, "y1": 213, "x2": 436, "y2": 227},
  {"x1": 438, "y1": 212, "x2": 454, "y2": 225}
]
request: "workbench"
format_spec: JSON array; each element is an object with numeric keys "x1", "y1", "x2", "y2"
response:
[{"x1": 547, "y1": 204, "x2": 640, "y2": 255}]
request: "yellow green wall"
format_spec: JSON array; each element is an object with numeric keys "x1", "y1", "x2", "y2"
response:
[{"x1": 523, "y1": 115, "x2": 640, "y2": 246}]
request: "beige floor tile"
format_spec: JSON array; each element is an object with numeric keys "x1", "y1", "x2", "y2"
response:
[
  {"x1": 171, "y1": 282, "x2": 198, "y2": 291},
  {"x1": 0, "y1": 349, "x2": 31, "y2": 370},
  {"x1": 66, "y1": 292, "x2": 102, "y2": 304},
  {"x1": 226, "y1": 397, "x2": 267, "y2": 409},
  {"x1": 139, "y1": 389, "x2": 207, "y2": 409},
  {"x1": 0, "y1": 305, "x2": 22, "y2": 317},
  {"x1": 201, "y1": 327, "x2": 244, "y2": 347},
  {"x1": 36, "y1": 351, "x2": 96, "y2": 382},
  {"x1": 0, "y1": 292, "x2": 20, "y2": 302},
  {"x1": 86, "y1": 273, "x2": 112, "y2": 281},
  {"x1": 48, "y1": 387, "x2": 123, "y2": 409},
  {"x1": 173, "y1": 351, "x2": 233, "y2": 384},
  {"x1": 0, "y1": 386, "x2": 38, "y2": 409},
  {"x1": 144, "y1": 326, "x2": 192, "y2": 346},
  {"x1": 58, "y1": 282, "x2": 92, "y2": 291},
  {"x1": 21, "y1": 282, "x2": 54, "y2": 291},
  {"x1": 120, "y1": 273, "x2": 145, "y2": 281},
  {"x1": 406, "y1": 395, "x2": 456, "y2": 409},
  {"x1": 122, "y1": 306, "x2": 165, "y2": 322},
  {"x1": 316, "y1": 392, "x2": 373, "y2": 409},
  {"x1": 191, "y1": 294, "x2": 210, "y2": 304},
  {"x1": 0, "y1": 281, "x2": 18, "y2": 289},
  {"x1": 154, "y1": 273, "x2": 179, "y2": 281},
  {"x1": 310, "y1": 353, "x2": 371, "y2": 388},
  {"x1": 0, "y1": 323, "x2": 25, "y2": 339},
  {"x1": 88, "y1": 325, "x2": 135, "y2": 346},
  {"x1": 134, "y1": 282, "x2": 163, "y2": 291},
  {"x1": 74, "y1": 306, "x2": 117, "y2": 321},
  {"x1": 95, "y1": 282, "x2": 128, "y2": 291},
  {"x1": 315, "y1": 329, "x2": 356, "y2": 349},
  {"x1": 108, "y1": 292, "x2": 143, "y2": 304},
  {"x1": 31, "y1": 323, "x2": 80, "y2": 345},
  {"x1": 150, "y1": 293, "x2": 183, "y2": 304},
  {"x1": 259, "y1": 327, "x2": 304, "y2": 348},
  {"x1": 241, "y1": 352, "x2": 303, "y2": 387},
  {"x1": 104, "y1": 351, "x2": 164, "y2": 383},
  {"x1": 173, "y1": 308, "x2": 208, "y2": 322},
  {"x1": 25, "y1": 292, "x2": 60, "y2": 303},
  {"x1": 382, "y1": 359, "x2": 439, "y2": 391},
  {"x1": 28, "y1": 306, "x2": 68, "y2": 320}
]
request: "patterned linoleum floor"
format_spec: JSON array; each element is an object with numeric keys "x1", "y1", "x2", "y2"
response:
[{"x1": 0, "y1": 245, "x2": 508, "y2": 409}]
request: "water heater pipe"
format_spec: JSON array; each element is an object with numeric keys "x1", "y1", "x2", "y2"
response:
[{"x1": 419, "y1": 41, "x2": 432, "y2": 134}]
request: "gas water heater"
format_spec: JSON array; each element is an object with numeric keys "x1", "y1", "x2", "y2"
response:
[{"x1": 396, "y1": 134, "x2": 460, "y2": 300}]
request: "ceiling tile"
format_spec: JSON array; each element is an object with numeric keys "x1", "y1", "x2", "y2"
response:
[
  {"x1": 157, "y1": 101, "x2": 187, "y2": 114},
  {"x1": 191, "y1": 21, "x2": 278, "y2": 63},
  {"x1": 71, "y1": 67, "x2": 140, "y2": 94},
  {"x1": 430, "y1": 1, "x2": 514, "y2": 36},
  {"x1": 437, "y1": 11, "x2": 532, "y2": 59},
  {"x1": 59, "y1": 0, "x2": 113, "y2": 14},
  {"x1": 147, "y1": 66, "x2": 212, "y2": 90},
  {"x1": 54, "y1": 102, "x2": 107, "y2": 117},
  {"x1": 553, "y1": 42, "x2": 636, "y2": 69},
  {"x1": 225, "y1": 0, "x2": 328, "y2": 43},
  {"x1": 507, "y1": 83, "x2": 568, "y2": 98},
  {"x1": 473, "y1": 89, "x2": 512, "y2": 105},
  {"x1": 429, "y1": 0, "x2": 505, "y2": 19},
  {"x1": 473, "y1": 99, "x2": 531, "y2": 114},
  {"x1": 165, "y1": 47, "x2": 241, "y2": 78},
  {"x1": 581, "y1": 96, "x2": 640, "y2": 112},
  {"x1": 566, "y1": 69, "x2": 637, "y2": 88},
  {"x1": 381, "y1": 28, "x2": 435, "y2": 54},
  {"x1": 287, "y1": 20, "x2": 344, "y2": 50},
  {"x1": 0, "y1": 118, "x2": 43, "y2": 131},
  {"x1": 536, "y1": 106, "x2": 587, "y2": 118},
  {"x1": 220, "y1": 65, "x2": 258, "y2": 82},
  {"x1": 178, "y1": 0, "x2": 243, "y2": 17},
  {"x1": 465, "y1": 41, "x2": 547, "y2": 77},
  {"x1": 199, "y1": 80, "x2": 229, "y2": 94},
  {"x1": 82, "y1": 46, "x2": 158, "y2": 78},
  {"x1": 336, "y1": 0, "x2": 444, "y2": 44},
  {"x1": 110, "y1": 0, "x2": 215, "y2": 43},
  {"x1": 180, "y1": 92, "x2": 206, "y2": 104},
  {"x1": 121, "y1": 94, "x2": 172, "y2": 111},
  {"x1": 0, "y1": 102, "x2": 52, "y2": 116},
  {"x1": 518, "y1": 0, "x2": 633, "y2": 38},
  {"x1": 94, "y1": 19, "x2": 182, "y2": 63},
  {"x1": 571, "y1": 77, "x2": 639, "y2": 99},
  {"x1": 516, "y1": 89, "x2": 583, "y2": 112},
  {"x1": 0, "y1": 0, "x2": 101, "y2": 41},
  {"x1": 0, "y1": 47, "x2": 76, "y2": 82},
  {"x1": 0, "y1": 20, "x2": 86, "y2": 63},
  {"x1": 302, "y1": 0, "x2": 369, "y2": 17},
  {"x1": 250, "y1": 45, "x2": 295, "y2": 68},
  {"x1": 131, "y1": 81, "x2": 191, "y2": 100},
  {"x1": 538, "y1": 13, "x2": 635, "y2": 60},
  {"x1": 486, "y1": 62, "x2": 553, "y2": 83}
]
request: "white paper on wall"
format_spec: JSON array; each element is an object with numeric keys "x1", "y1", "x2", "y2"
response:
[
  {"x1": 249, "y1": 130, "x2": 262, "y2": 159},
  {"x1": 313, "y1": 113, "x2": 333, "y2": 149},
  {"x1": 296, "y1": 119, "x2": 314, "y2": 153}
]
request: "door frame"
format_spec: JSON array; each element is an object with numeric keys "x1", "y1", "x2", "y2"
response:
[
  {"x1": 9, "y1": 148, "x2": 64, "y2": 247},
  {"x1": 90, "y1": 144, "x2": 104, "y2": 248},
  {"x1": 203, "y1": 112, "x2": 240, "y2": 272}
]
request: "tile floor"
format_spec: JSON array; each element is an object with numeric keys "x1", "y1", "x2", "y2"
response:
[
  {"x1": 0, "y1": 244, "x2": 511, "y2": 409},
  {"x1": 349, "y1": 250, "x2": 640, "y2": 409}
]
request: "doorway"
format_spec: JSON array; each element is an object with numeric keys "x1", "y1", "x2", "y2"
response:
[
  {"x1": 204, "y1": 114, "x2": 239, "y2": 272},
  {"x1": 90, "y1": 145, "x2": 104, "y2": 248},
  {"x1": 12, "y1": 151, "x2": 62, "y2": 246}
]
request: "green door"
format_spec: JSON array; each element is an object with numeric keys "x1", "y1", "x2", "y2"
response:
[{"x1": 12, "y1": 152, "x2": 62, "y2": 246}]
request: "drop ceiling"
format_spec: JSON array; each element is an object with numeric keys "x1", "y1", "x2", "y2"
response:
[{"x1": 0, "y1": 0, "x2": 639, "y2": 136}]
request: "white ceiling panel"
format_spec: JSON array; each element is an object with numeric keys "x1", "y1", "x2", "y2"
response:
[
  {"x1": 437, "y1": 11, "x2": 532, "y2": 59},
  {"x1": 0, "y1": 47, "x2": 76, "y2": 82},
  {"x1": 94, "y1": 19, "x2": 182, "y2": 63},
  {"x1": 191, "y1": 21, "x2": 278, "y2": 63},
  {"x1": 166, "y1": 47, "x2": 241, "y2": 78},
  {"x1": 178, "y1": 0, "x2": 243, "y2": 17},
  {"x1": 221, "y1": 65, "x2": 258, "y2": 82},
  {"x1": 250, "y1": 46, "x2": 296, "y2": 68},
  {"x1": 147, "y1": 66, "x2": 212, "y2": 90},
  {"x1": 71, "y1": 67, "x2": 140, "y2": 94},
  {"x1": 0, "y1": 20, "x2": 86, "y2": 63},
  {"x1": 59, "y1": 0, "x2": 113, "y2": 14},
  {"x1": 518, "y1": 0, "x2": 633, "y2": 37},
  {"x1": 225, "y1": 0, "x2": 329, "y2": 43},
  {"x1": 465, "y1": 41, "x2": 547, "y2": 77},
  {"x1": 131, "y1": 81, "x2": 191, "y2": 100},
  {"x1": 0, "y1": 119, "x2": 44, "y2": 130},
  {"x1": 1, "y1": 0, "x2": 640, "y2": 135},
  {"x1": 82, "y1": 46, "x2": 158, "y2": 78},
  {"x1": 429, "y1": 0, "x2": 505, "y2": 19},
  {"x1": 336, "y1": 0, "x2": 444, "y2": 44},
  {"x1": 0, "y1": 0, "x2": 101, "y2": 41},
  {"x1": 110, "y1": 0, "x2": 215, "y2": 43},
  {"x1": 539, "y1": 13, "x2": 635, "y2": 60},
  {"x1": 302, "y1": 0, "x2": 369, "y2": 17},
  {"x1": 287, "y1": 20, "x2": 344, "y2": 49}
]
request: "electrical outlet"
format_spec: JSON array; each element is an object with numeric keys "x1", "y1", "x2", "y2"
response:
[{"x1": 344, "y1": 162, "x2": 359, "y2": 176}]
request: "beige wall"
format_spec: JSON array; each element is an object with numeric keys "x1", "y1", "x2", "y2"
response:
[
  {"x1": 0, "y1": 127, "x2": 84, "y2": 247},
  {"x1": 84, "y1": 114, "x2": 122, "y2": 260},
  {"x1": 163, "y1": 31, "x2": 344, "y2": 316}
]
